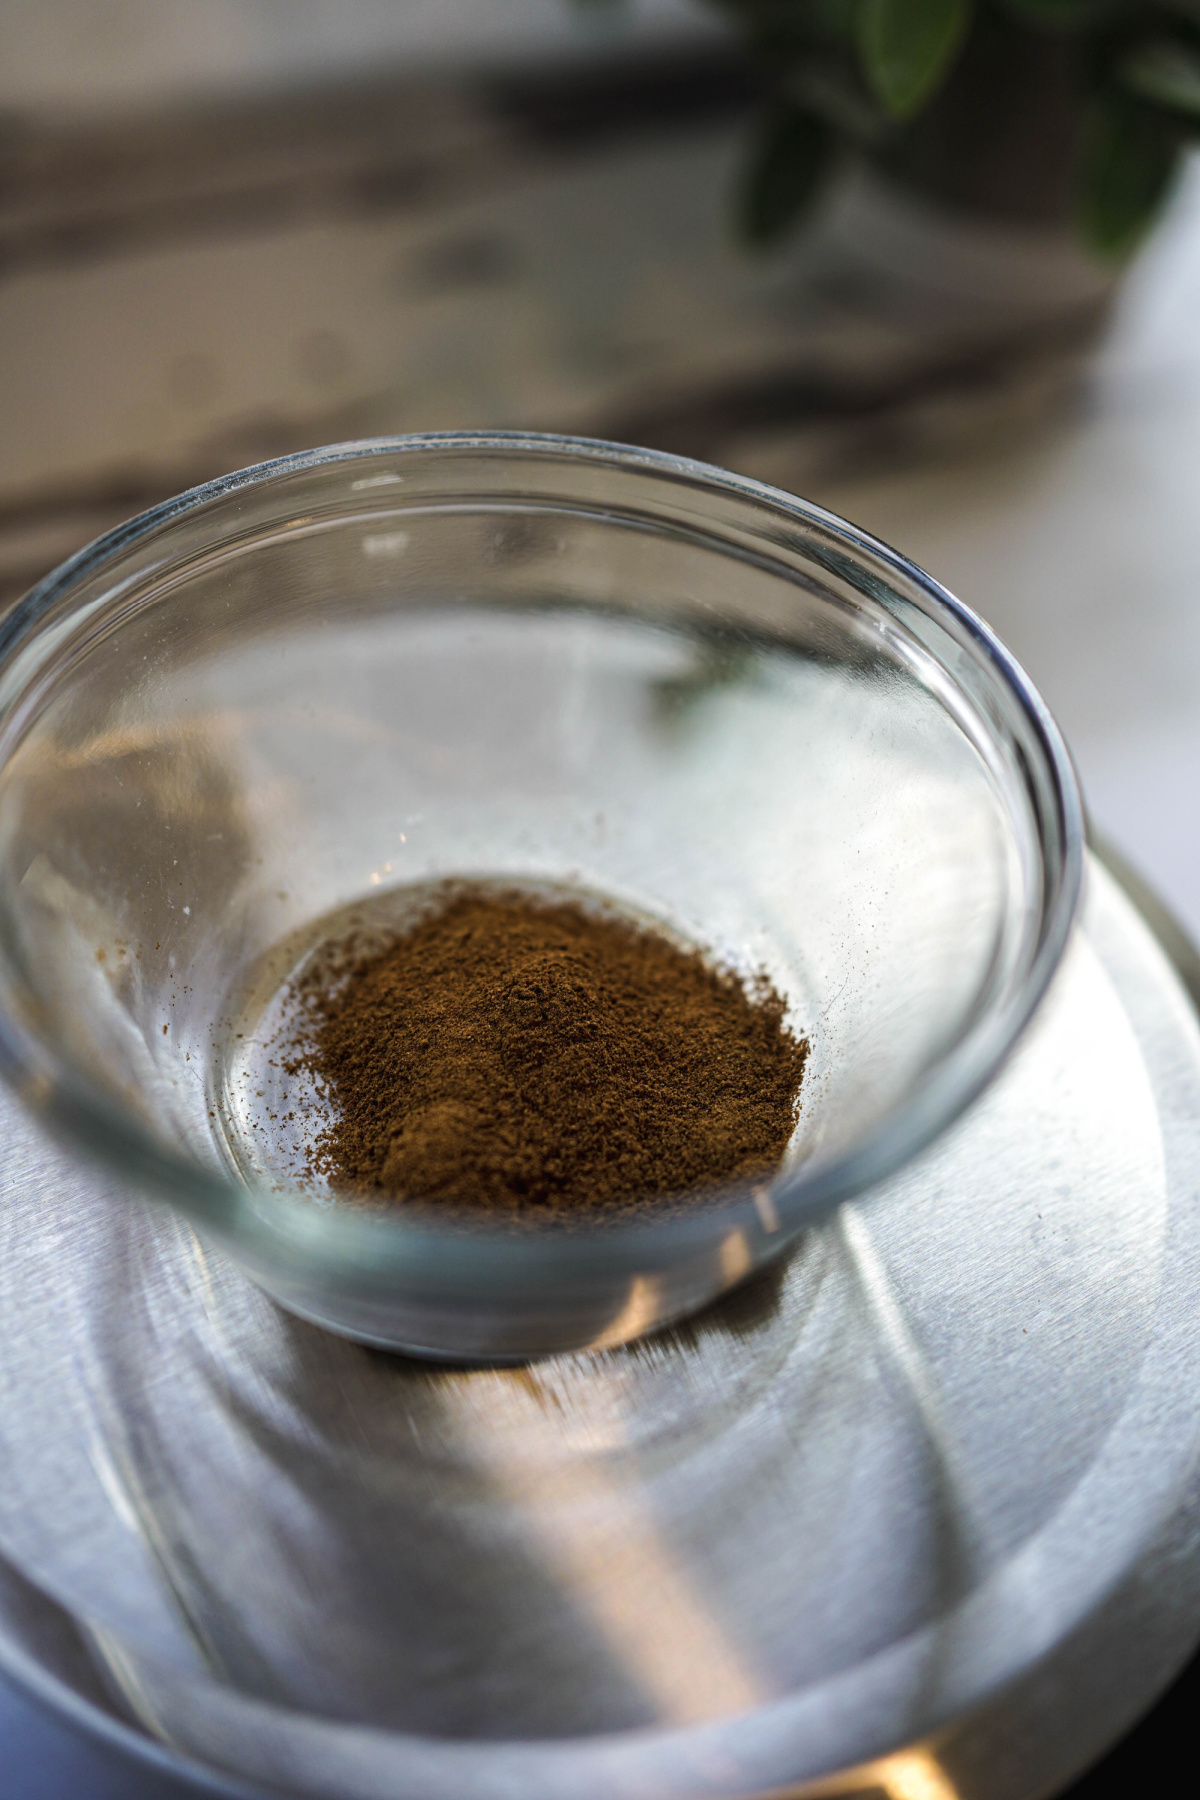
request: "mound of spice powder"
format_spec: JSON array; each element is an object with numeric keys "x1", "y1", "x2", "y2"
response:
[{"x1": 292, "y1": 889, "x2": 807, "y2": 1216}]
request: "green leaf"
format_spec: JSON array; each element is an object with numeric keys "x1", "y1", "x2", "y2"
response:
[
  {"x1": 1120, "y1": 40, "x2": 1200, "y2": 121},
  {"x1": 1077, "y1": 97, "x2": 1180, "y2": 258},
  {"x1": 738, "y1": 106, "x2": 836, "y2": 245},
  {"x1": 858, "y1": 0, "x2": 972, "y2": 120}
]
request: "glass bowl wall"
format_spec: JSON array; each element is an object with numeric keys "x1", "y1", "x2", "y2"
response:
[{"x1": 0, "y1": 434, "x2": 1082, "y2": 1357}]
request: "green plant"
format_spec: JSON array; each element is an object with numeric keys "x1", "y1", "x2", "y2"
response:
[{"x1": 705, "y1": 0, "x2": 1200, "y2": 254}]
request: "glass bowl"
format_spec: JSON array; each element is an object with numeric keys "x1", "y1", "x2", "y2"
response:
[{"x1": 0, "y1": 433, "x2": 1083, "y2": 1359}]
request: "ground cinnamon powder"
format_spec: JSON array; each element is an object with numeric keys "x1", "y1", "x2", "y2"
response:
[{"x1": 293, "y1": 887, "x2": 807, "y2": 1216}]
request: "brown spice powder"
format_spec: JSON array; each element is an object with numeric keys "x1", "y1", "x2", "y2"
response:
[{"x1": 292, "y1": 888, "x2": 807, "y2": 1217}]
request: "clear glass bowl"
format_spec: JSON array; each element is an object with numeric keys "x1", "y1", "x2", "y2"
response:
[{"x1": 0, "y1": 433, "x2": 1083, "y2": 1359}]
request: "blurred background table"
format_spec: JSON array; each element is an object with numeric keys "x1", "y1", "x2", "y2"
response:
[{"x1": 1, "y1": 2, "x2": 1198, "y2": 1794}]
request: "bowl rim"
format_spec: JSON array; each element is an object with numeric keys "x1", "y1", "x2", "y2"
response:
[{"x1": 0, "y1": 430, "x2": 1085, "y2": 1277}]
